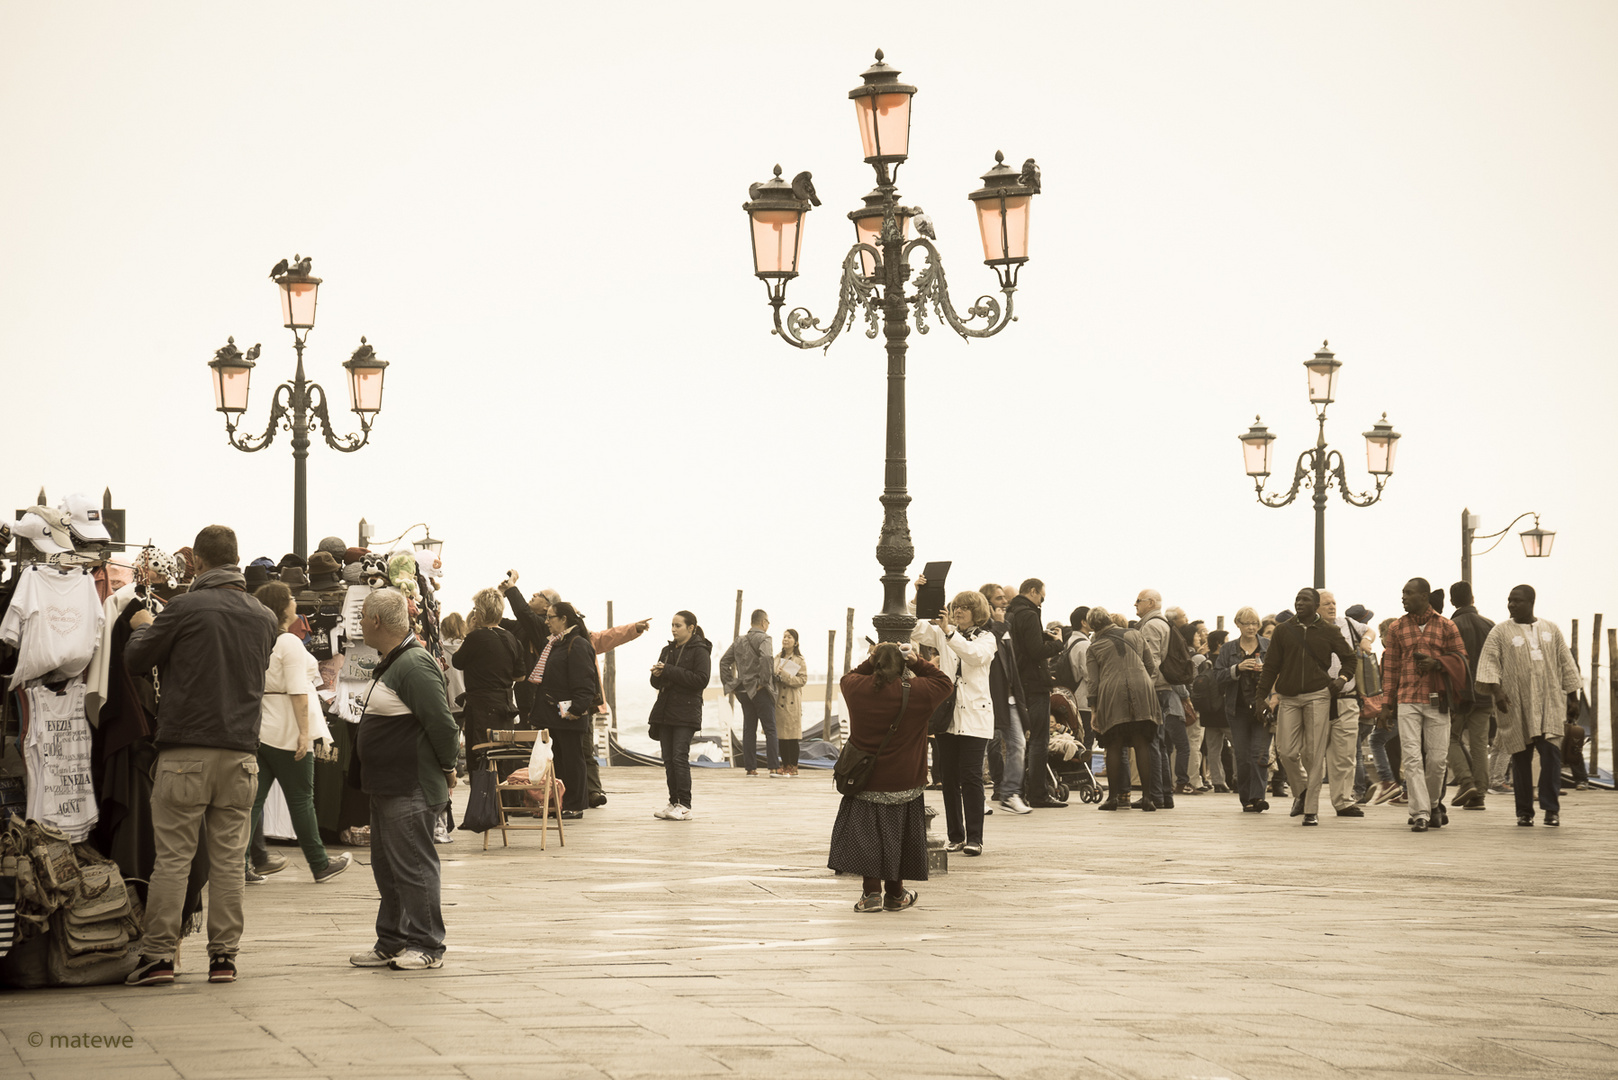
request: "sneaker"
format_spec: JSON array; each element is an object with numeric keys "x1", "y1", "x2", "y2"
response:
[
  {"x1": 350, "y1": 947, "x2": 404, "y2": 967},
  {"x1": 653, "y1": 803, "x2": 674, "y2": 820},
  {"x1": 854, "y1": 892, "x2": 884, "y2": 913},
  {"x1": 1574, "y1": 782, "x2": 1590, "y2": 791},
  {"x1": 208, "y1": 956, "x2": 237, "y2": 984},
  {"x1": 768, "y1": 770, "x2": 786, "y2": 779},
  {"x1": 1301, "y1": 814, "x2": 1319, "y2": 826},
  {"x1": 1453, "y1": 787, "x2": 1479, "y2": 808},
  {"x1": 254, "y1": 852, "x2": 289, "y2": 875},
  {"x1": 125, "y1": 956, "x2": 175, "y2": 986},
  {"x1": 945, "y1": 841, "x2": 965, "y2": 852},
  {"x1": 245, "y1": 867, "x2": 267, "y2": 885},
  {"x1": 1390, "y1": 791, "x2": 1408, "y2": 806},
  {"x1": 432, "y1": 821, "x2": 454, "y2": 844},
  {"x1": 883, "y1": 888, "x2": 918, "y2": 911},
  {"x1": 666, "y1": 805, "x2": 693, "y2": 821},
  {"x1": 313, "y1": 852, "x2": 352, "y2": 884},
  {"x1": 388, "y1": 950, "x2": 443, "y2": 970},
  {"x1": 997, "y1": 794, "x2": 1032, "y2": 815}
]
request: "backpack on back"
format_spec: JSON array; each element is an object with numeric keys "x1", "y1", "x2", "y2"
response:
[
  {"x1": 1190, "y1": 664, "x2": 1224, "y2": 723},
  {"x1": 1150, "y1": 616, "x2": 1196, "y2": 685}
]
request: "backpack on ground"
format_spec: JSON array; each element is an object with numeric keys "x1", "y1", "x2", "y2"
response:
[{"x1": 1149, "y1": 616, "x2": 1196, "y2": 685}]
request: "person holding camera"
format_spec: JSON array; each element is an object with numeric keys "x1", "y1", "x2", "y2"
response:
[
  {"x1": 1214, "y1": 607, "x2": 1272, "y2": 811},
  {"x1": 910, "y1": 590, "x2": 997, "y2": 855},
  {"x1": 828, "y1": 643, "x2": 953, "y2": 912}
]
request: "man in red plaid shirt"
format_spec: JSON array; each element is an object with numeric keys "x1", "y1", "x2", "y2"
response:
[{"x1": 1381, "y1": 578, "x2": 1467, "y2": 832}]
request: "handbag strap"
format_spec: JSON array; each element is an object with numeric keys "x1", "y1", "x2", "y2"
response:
[{"x1": 869, "y1": 672, "x2": 912, "y2": 761}]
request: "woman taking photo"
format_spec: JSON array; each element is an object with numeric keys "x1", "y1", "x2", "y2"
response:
[
  {"x1": 910, "y1": 590, "x2": 997, "y2": 855},
  {"x1": 538, "y1": 602, "x2": 601, "y2": 820},
  {"x1": 648, "y1": 610, "x2": 711, "y2": 820},
  {"x1": 828, "y1": 643, "x2": 953, "y2": 912},
  {"x1": 1214, "y1": 606, "x2": 1272, "y2": 811},
  {"x1": 251, "y1": 582, "x2": 350, "y2": 882},
  {"x1": 1084, "y1": 606, "x2": 1163, "y2": 812},
  {"x1": 773, "y1": 630, "x2": 809, "y2": 777}
]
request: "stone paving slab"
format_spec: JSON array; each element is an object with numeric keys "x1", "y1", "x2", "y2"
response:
[{"x1": 2, "y1": 766, "x2": 1616, "y2": 1079}]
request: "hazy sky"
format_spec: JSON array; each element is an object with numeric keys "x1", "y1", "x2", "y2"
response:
[{"x1": 4, "y1": 1, "x2": 1616, "y2": 680}]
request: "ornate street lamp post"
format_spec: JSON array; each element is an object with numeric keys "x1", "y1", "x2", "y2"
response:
[
  {"x1": 1460, "y1": 509, "x2": 1554, "y2": 585},
  {"x1": 743, "y1": 50, "x2": 1040, "y2": 641},
  {"x1": 208, "y1": 256, "x2": 388, "y2": 560},
  {"x1": 1238, "y1": 341, "x2": 1400, "y2": 589}
]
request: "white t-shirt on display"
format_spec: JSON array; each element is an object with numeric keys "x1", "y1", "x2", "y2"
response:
[
  {"x1": 23, "y1": 683, "x2": 99, "y2": 841},
  {"x1": 0, "y1": 567, "x2": 106, "y2": 689}
]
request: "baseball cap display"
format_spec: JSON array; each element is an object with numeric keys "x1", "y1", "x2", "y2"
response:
[
  {"x1": 60, "y1": 492, "x2": 112, "y2": 542},
  {"x1": 15, "y1": 508, "x2": 75, "y2": 553}
]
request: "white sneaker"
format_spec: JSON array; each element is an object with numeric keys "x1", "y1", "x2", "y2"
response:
[
  {"x1": 349, "y1": 947, "x2": 403, "y2": 968},
  {"x1": 666, "y1": 805, "x2": 693, "y2": 821},
  {"x1": 998, "y1": 794, "x2": 1032, "y2": 815},
  {"x1": 653, "y1": 803, "x2": 676, "y2": 820},
  {"x1": 388, "y1": 950, "x2": 443, "y2": 970}
]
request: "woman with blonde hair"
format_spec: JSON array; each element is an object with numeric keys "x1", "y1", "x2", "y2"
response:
[
  {"x1": 910, "y1": 589, "x2": 997, "y2": 855},
  {"x1": 450, "y1": 588, "x2": 525, "y2": 771},
  {"x1": 1085, "y1": 606, "x2": 1163, "y2": 812},
  {"x1": 1214, "y1": 605, "x2": 1272, "y2": 811}
]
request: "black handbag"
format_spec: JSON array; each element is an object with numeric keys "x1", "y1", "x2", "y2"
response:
[
  {"x1": 457, "y1": 767, "x2": 503, "y2": 833},
  {"x1": 927, "y1": 684, "x2": 957, "y2": 736},
  {"x1": 833, "y1": 674, "x2": 910, "y2": 796}
]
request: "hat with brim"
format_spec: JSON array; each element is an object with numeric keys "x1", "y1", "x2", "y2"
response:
[
  {"x1": 343, "y1": 547, "x2": 368, "y2": 565},
  {"x1": 245, "y1": 565, "x2": 272, "y2": 590},
  {"x1": 61, "y1": 493, "x2": 111, "y2": 543},
  {"x1": 308, "y1": 551, "x2": 341, "y2": 577},
  {"x1": 16, "y1": 509, "x2": 74, "y2": 554},
  {"x1": 280, "y1": 566, "x2": 309, "y2": 589}
]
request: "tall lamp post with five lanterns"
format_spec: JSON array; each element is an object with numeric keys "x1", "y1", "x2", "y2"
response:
[
  {"x1": 207, "y1": 256, "x2": 389, "y2": 561},
  {"x1": 1238, "y1": 342, "x2": 1402, "y2": 590},
  {"x1": 743, "y1": 50, "x2": 1040, "y2": 641}
]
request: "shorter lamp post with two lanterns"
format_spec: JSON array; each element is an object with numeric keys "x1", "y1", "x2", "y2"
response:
[
  {"x1": 207, "y1": 256, "x2": 389, "y2": 561},
  {"x1": 1238, "y1": 341, "x2": 1402, "y2": 590}
]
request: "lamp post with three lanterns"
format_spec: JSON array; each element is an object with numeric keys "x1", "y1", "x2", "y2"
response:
[
  {"x1": 743, "y1": 50, "x2": 1040, "y2": 641},
  {"x1": 207, "y1": 256, "x2": 389, "y2": 561},
  {"x1": 1237, "y1": 342, "x2": 1402, "y2": 590}
]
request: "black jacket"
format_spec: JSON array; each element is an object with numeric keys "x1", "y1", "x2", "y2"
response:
[
  {"x1": 538, "y1": 629, "x2": 600, "y2": 732},
  {"x1": 1213, "y1": 636, "x2": 1269, "y2": 718},
  {"x1": 451, "y1": 625, "x2": 526, "y2": 692},
  {"x1": 1258, "y1": 616, "x2": 1356, "y2": 698},
  {"x1": 648, "y1": 631, "x2": 712, "y2": 730},
  {"x1": 1006, "y1": 594, "x2": 1061, "y2": 693},
  {"x1": 1450, "y1": 605, "x2": 1495, "y2": 687},
  {"x1": 124, "y1": 566, "x2": 278, "y2": 753}
]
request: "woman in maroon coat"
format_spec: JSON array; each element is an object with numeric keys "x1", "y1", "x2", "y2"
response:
[{"x1": 828, "y1": 643, "x2": 954, "y2": 912}]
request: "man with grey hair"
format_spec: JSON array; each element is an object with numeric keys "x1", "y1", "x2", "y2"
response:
[
  {"x1": 1318, "y1": 590, "x2": 1370, "y2": 817},
  {"x1": 350, "y1": 589, "x2": 461, "y2": 971},
  {"x1": 721, "y1": 609, "x2": 779, "y2": 775},
  {"x1": 1134, "y1": 589, "x2": 1178, "y2": 808}
]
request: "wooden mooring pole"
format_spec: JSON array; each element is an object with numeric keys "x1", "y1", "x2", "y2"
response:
[{"x1": 844, "y1": 608, "x2": 855, "y2": 675}]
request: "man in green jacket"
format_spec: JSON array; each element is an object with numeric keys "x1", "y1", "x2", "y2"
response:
[{"x1": 348, "y1": 589, "x2": 460, "y2": 971}]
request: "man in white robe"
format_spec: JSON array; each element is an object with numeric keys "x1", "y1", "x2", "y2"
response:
[{"x1": 1473, "y1": 585, "x2": 1581, "y2": 827}]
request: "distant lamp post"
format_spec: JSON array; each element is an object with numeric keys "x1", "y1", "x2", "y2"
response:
[
  {"x1": 1239, "y1": 341, "x2": 1400, "y2": 589},
  {"x1": 1461, "y1": 509, "x2": 1554, "y2": 585},
  {"x1": 212, "y1": 255, "x2": 387, "y2": 560},
  {"x1": 412, "y1": 528, "x2": 444, "y2": 563},
  {"x1": 744, "y1": 50, "x2": 1039, "y2": 641}
]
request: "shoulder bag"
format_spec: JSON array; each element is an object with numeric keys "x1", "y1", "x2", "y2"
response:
[{"x1": 833, "y1": 673, "x2": 911, "y2": 796}]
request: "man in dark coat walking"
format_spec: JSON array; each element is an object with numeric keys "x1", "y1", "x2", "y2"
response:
[{"x1": 1006, "y1": 579, "x2": 1066, "y2": 807}]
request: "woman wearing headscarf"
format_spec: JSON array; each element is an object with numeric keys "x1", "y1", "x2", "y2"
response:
[
  {"x1": 648, "y1": 610, "x2": 711, "y2": 820},
  {"x1": 910, "y1": 590, "x2": 997, "y2": 855},
  {"x1": 828, "y1": 643, "x2": 953, "y2": 912},
  {"x1": 773, "y1": 630, "x2": 810, "y2": 777},
  {"x1": 537, "y1": 601, "x2": 601, "y2": 820},
  {"x1": 1084, "y1": 607, "x2": 1163, "y2": 812}
]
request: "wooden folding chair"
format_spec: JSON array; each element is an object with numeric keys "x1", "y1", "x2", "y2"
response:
[{"x1": 469, "y1": 730, "x2": 566, "y2": 850}]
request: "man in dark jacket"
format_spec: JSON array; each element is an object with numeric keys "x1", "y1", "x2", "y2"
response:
[
  {"x1": 1446, "y1": 581, "x2": 1496, "y2": 808},
  {"x1": 122, "y1": 525, "x2": 278, "y2": 986},
  {"x1": 1258, "y1": 587, "x2": 1357, "y2": 827},
  {"x1": 720, "y1": 610, "x2": 778, "y2": 775},
  {"x1": 1006, "y1": 579, "x2": 1066, "y2": 807}
]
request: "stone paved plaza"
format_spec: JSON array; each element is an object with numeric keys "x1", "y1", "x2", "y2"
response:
[{"x1": 3, "y1": 766, "x2": 1615, "y2": 1080}]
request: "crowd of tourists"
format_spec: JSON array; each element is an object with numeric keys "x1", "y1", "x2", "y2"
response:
[{"x1": 95, "y1": 521, "x2": 1587, "y2": 983}]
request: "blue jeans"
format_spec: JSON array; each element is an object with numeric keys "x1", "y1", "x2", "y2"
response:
[
  {"x1": 1150, "y1": 691, "x2": 1175, "y2": 804},
  {"x1": 992, "y1": 701, "x2": 1026, "y2": 800},
  {"x1": 369, "y1": 789, "x2": 447, "y2": 960},
  {"x1": 659, "y1": 726, "x2": 695, "y2": 808},
  {"x1": 1369, "y1": 726, "x2": 1398, "y2": 784},
  {"x1": 1164, "y1": 712, "x2": 1191, "y2": 787},
  {"x1": 738, "y1": 689, "x2": 778, "y2": 772},
  {"x1": 1226, "y1": 701, "x2": 1272, "y2": 805}
]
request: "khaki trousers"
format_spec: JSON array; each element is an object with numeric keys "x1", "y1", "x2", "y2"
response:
[
  {"x1": 1446, "y1": 703, "x2": 1493, "y2": 796},
  {"x1": 1325, "y1": 695, "x2": 1361, "y2": 811},
  {"x1": 1397, "y1": 703, "x2": 1450, "y2": 821},
  {"x1": 1276, "y1": 688, "x2": 1331, "y2": 814},
  {"x1": 139, "y1": 746, "x2": 259, "y2": 961}
]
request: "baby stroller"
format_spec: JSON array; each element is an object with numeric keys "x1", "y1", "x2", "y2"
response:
[{"x1": 1047, "y1": 689, "x2": 1104, "y2": 803}]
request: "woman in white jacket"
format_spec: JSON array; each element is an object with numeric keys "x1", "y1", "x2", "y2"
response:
[{"x1": 910, "y1": 589, "x2": 997, "y2": 856}]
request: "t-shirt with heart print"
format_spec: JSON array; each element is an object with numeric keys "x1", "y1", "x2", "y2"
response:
[{"x1": 0, "y1": 566, "x2": 106, "y2": 689}]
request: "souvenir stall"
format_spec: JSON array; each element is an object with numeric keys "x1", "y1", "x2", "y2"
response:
[{"x1": 0, "y1": 489, "x2": 193, "y2": 986}]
